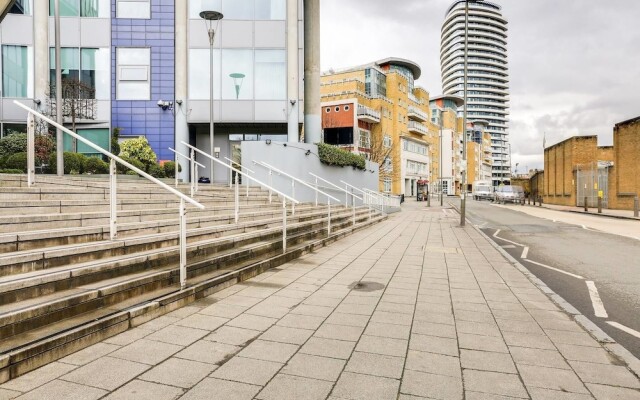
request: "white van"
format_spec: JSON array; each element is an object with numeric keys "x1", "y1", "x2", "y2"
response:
[{"x1": 472, "y1": 180, "x2": 492, "y2": 201}]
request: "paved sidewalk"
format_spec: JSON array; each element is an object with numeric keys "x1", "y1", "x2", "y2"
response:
[
  {"x1": 531, "y1": 201, "x2": 639, "y2": 221},
  {"x1": 2, "y1": 202, "x2": 640, "y2": 400}
]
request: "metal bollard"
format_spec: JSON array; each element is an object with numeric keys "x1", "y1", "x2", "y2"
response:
[
  {"x1": 528, "y1": 196, "x2": 531, "y2": 205},
  {"x1": 584, "y1": 197, "x2": 588, "y2": 212},
  {"x1": 538, "y1": 196, "x2": 542, "y2": 207},
  {"x1": 634, "y1": 196, "x2": 639, "y2": 218},
  {"x1": 597, "y1": 197, "x2": 602, "y2": 214}
]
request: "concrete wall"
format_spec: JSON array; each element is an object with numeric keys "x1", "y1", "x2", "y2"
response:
[{"x1": 241, "y1": 141, "x2": 379, "y2": 204}]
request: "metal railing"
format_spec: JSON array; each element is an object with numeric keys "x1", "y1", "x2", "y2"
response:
[
  {"x1": 357, "y1": 104, "x2": 381, "y2": 121},
  {"x1": 15, "y1": 101, "x2": 205, "y2": 290},
  {"x1": 224, "y1": 156, "x2": 255, "y2": 197},
  {"x1": 363, "y1": 188, "x2": 402, "y2": 210},
  {"x1": 408, "y1": 120, "x2": 428, "y2": 135},
  {"x1": 309, "y1": 172, "x2": 366, "y2": 225},
  {"x1": 341, "y1": 181, "x2": 385, "y2": 217},
  {"x1": 169, "y1": 147, "x2": 205, "y2": 197},
  {"x1": 183, "y1": 142, "x2": 299, "y2": 253},
  {"x1": 254, "y1": 161, "x2": 341, "y2": 236}
]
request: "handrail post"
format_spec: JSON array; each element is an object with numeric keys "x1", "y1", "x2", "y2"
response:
[
  {"x1": 234, "y1": 177, "x2": 239, "y2": 223},
  {"x1": 27, "y1": 113, "x2": 35, "y2": 187},
  {"x1": 109, "y1": 159, "x2": 117, "y2": 240},
  {"x1": 195, "y1": 165, "x2": 199, "y2": 193},
  {"x1": 179, "y1": 198, "x2": 187, "y2": 289},
  {"x1": 345, "y1": 183, "x2": 348, "y2": 206},
  {"x1": 282, "y1": 199, "x2": 287, "y2": 253},
  {"x1": 328, "y1": 199, "x2": 331, "y2": 236},
  {"x1": 352, "y1": 196, "x2": 356, "y2": 226},
  {"x1": 190, "y1": 148, "x2": 196, "y2": 198},
  {"x1": 174, "y1": 158, "x2": 179, "y2": 188},
  {"x1": 269, "y1": 169, "x2": 273, "y2": 204},
  {"x1": 292, "y1": 180, "x2": 296, "y2": 216},
  {"x1": 229, "y1": 161, "x2": 232, "y2": 188},
  {"x1": 315, "y1": 177, "x2": 318, "y2": 206},
  {"x1": 245, "y1": 167, "x2": 249, "y2": 198}
]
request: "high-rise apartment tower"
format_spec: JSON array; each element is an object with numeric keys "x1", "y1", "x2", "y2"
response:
[{"x1": 441, "y1": 0, "x2": 510, "y2": 186}]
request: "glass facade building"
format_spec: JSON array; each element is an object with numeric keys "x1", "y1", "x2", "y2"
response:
[{"x1": 441, "y1": 0, "x2": 511, "y2": 187}]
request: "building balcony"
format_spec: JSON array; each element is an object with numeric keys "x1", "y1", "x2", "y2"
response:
[
  {"x1": 408, "y1": 121, "x2": 428, "y2": 136},
  {"x1": 357, "y1": 105, "x2": 381, "y2": 123},
  {"x1": 408, "y1": 107, "x2": 428, "y2": 122}
]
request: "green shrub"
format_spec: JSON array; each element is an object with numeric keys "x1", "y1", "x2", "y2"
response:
[
  {"x1": 0, "y1": 169, "x2": 24, "y2": 174},
  {"x1": 111, "y1": 127, "x2": 121, "y2": 156},
  {"x1": 119, "y1": 137, "x2": 157, "y2": 172},
  {"x1": 0, "y1": 133, "x2": 27, "y2": 159},
  {"x1": 148, "y1": 163, "x2": 166, "y2": 178},
  {"x1": 85, "y1": 157, "x2": 109, "y2": 174},
  {"x1": 116, "y1": 156, "x2": 145, "y2": 175},
  {"x1": 46, "y1": 152, "x2": 89, "y2": 174},
  {"x1": 125, "y1": 170, "x2": 138, "y2": 176},
  {"x1": 316, "y1": 143, "x2": 366, "y2": 170},
  {"x1": 163, "y1": 161, "x2": 182, "y2": 178},
  {"x1": 4, "y1": 152, "x2": 28, "y2": 172},
  {"x1": 0, "y1": 155, "x2": 9, "y2": 169}
]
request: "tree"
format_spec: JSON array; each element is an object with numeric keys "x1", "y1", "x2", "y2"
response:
[
  {"x1": 368, "y1": 130, "x2": 400, "y2": 187},
  {"x1": 46, "y1": 78, "x2": 97, "y2": 151}
]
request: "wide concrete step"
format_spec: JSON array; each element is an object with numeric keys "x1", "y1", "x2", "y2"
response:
[
  {"x1": 0, "y1": 211, "x2": 386, "y2": 382},
  {"x1": 0, "y1": 205, "x2": 364, "y2": 277},
  {"x1": 0, "y1": 202, "x2": 323, "y2": 241},
  {"x1": 0, "y1": 211, "x2": 378, "y2": 347}
]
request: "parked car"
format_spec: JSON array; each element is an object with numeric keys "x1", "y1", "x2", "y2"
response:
[{"x1": 494, "y1": 185, "x2": 525, "y2": 204}]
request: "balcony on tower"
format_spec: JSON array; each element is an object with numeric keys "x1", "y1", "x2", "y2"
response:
[
  {"x1": 357, "y1": 104, "x2": 381, "y2": 123},
  {"x1": 408, "y1": 106, "x2": 428, "y2": 122},
  {"x1": 408, "y1": 121, "x2": 428, "y2": 136}
]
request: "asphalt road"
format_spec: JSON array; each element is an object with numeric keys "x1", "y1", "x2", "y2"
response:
[{"x1": 451, "y1": 198, "x2": 640, "y2": 359}]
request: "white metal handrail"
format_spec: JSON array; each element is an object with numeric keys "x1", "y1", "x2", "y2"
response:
[
  {"x1": 223, "y1": 156, "x2": 255, "y2": 197},
  {"x1": 341, "y1": 181, "x2": 387, "y2": 216},
  {"x1": 15, "y1": 101, "x2": 204, "y2": 290},
  {"x1": 254, "y1": 161, "x2": 340, "y2": 236},
  {"x1": 169, "y1": 147, "x2": 205, "y2": 197},
  {"x1": 310, "y1": 172, "x2": 366, "y2": 225},
  {"x1": 183, "y1": 142, "x2": 299, "y2": 253}
]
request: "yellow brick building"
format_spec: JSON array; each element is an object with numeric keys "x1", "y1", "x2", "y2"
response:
[{"x1": 320, "y1": 58, "x2": 433, "y2": 196}]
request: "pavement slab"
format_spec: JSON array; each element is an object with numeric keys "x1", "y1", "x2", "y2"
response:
[{"x1": 7, "y1": 202, "x2": 640, "y2": 399}]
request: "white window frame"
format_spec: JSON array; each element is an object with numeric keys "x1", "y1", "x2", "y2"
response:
[
  {"x1": 116, "y1": 47, "x2": 151, "y2": 100},
  {"x1": 116, "y1": 0, "x2": 150, "y2": 19}
]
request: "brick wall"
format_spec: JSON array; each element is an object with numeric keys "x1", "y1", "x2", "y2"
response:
[{"x1": 609, "y1": 117, "x2": 640, "y2": 209}]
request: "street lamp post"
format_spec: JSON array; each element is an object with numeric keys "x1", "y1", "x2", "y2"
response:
[
  {"x1": 439, "y1": 109, "x2": 444, "y2": 206},
  {"x1": 200, "y1": 10, "x2": 223, "y2": 184}
]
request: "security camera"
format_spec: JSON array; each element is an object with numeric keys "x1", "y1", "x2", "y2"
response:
[
  {"x1": 34, "y1": 99, "x2": 41, "y2": 105},
  {"x1": 157, "y1": 100, "x2": 164, "y2": 107},
  {"x1": 176, "y1": 99, "x2": 183, "y2": 106}
]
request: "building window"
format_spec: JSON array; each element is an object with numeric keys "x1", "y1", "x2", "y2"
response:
[
  {"x1": 359, "y1": 130, "x2": 370, "y2": 149},
  {"x1": 1, "y1": 123, "x2": 27, "y2": 138},
  {"x1": 344, "y1": 105, "x2": 350, "y2": 111},
  {"x1": 255, "y1": 0, "x2": 285, "y2": 20},
  {"x1": 116, "y1": 0, "x2": 150, "y2": 19},
  {"x1": 383, "y1": 135, "x2": 392, "y2": 148},
  {"x1": 49, "y1": 0, "x2": 109, "y2": 17},
  {"x1": 222, "y1": 0, "x2": 254, "y2": 20},
  {"x1": 50, "y1": 47, "x2": 109, "y2": 100},
  {"x1": 255, "y1": 50, "x2": 285, "y2": 100},
  {"x1": 188, "y1": 49, "x2": 221, "y2": 100},
  {"x1": 116, "y1": 47, "x2": 150, "y2": 100},
  {"x1": 2, "y1": 45, "x2": 33, "y2": 98},
  {"x1": 383, "y1": 178, "x2": 392, "y2": 193},
  {"x1": 9, "y1": 0, "x2": 31, "y2": 15},
  {"x1": 222, "y1": 49, "x2": 253, "y2": 100},
  {"x1": 325, "y1": 107, "x2": 331, "y2": 113}
]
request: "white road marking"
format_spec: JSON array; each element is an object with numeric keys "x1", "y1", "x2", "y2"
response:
[
  {"x1": 493, "y1": 229, "x2": 526, "y2": 247},
  {"x1": 586, "y1": 281, "x2": 608, "y2": 318},
  {"x1": 606, "y1": 321, "x2": 640, "y2": 339},
  {"x1": 502, "y1": 245, "x2": 516, "y2": 249},
  {"x1": 524, "y1": 259, "x2": 585, "y2": 280},
  {"x1": 521, "y1": 246, "x2": 529, "y2": 259}
]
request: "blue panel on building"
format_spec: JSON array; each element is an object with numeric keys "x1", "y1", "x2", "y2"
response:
[{"x1": 111, "y1": 0, "x2": 175, "y2": 161}]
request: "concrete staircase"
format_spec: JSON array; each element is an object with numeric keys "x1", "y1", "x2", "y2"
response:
[{"x1": 0, "y1": 173, "x2": 386, "y2": 382}]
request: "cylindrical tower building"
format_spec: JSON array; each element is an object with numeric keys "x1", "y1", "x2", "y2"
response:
[{"x1": 441, "y1": 0, "x2": 510, "y2": 186}]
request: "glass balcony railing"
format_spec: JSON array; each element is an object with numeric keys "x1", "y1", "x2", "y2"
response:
[
  {"x1": 357, "y1": 105, "x2": 381, "y2": 122},
  {"x1": 408, "y1": 121, "x2": 428, "y2": 135}
]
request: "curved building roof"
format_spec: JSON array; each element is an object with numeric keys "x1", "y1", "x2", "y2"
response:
[
  {"x1": 446, "y1": 0, "x2": 501, "y2": 16},
  {"x1": 376, "y1": 57, "x2": 422, "y2": 80},
  {"x1": 430, "y1": 94, "x2": 465, "y2": 107}
]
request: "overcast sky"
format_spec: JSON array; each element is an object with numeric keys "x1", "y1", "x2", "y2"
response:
[{"x1": 320, "y1": 0, "x2": 640, "y2": 172}]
